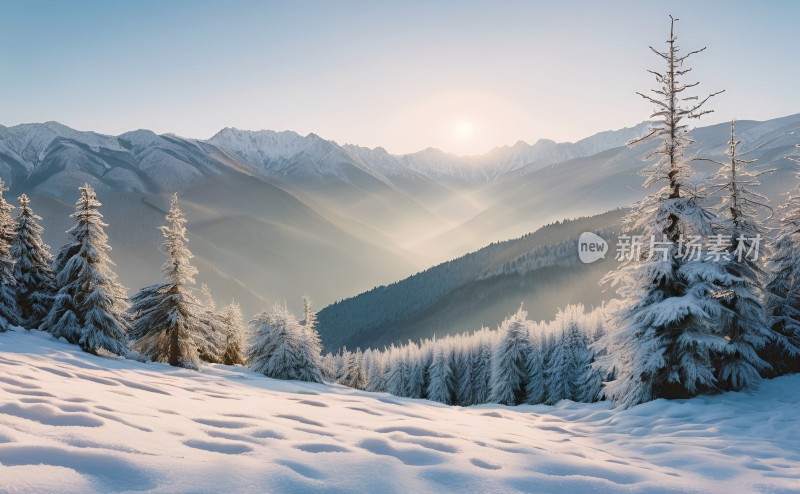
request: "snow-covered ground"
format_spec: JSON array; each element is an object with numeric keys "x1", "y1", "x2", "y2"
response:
[{"x1": 1, "y1": 330, "x2": 798, "y2": 494}]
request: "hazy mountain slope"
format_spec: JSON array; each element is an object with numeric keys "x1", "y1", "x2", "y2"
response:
[
  {"x1": 317, "y1": 210, "x2": 626, "y2": 352},
  {"x1": 23, "y1": 173, "x2": 417, "y2": 319},
  {"x1": 421, "y1": 115, "x2": 800, "y2": 260}
]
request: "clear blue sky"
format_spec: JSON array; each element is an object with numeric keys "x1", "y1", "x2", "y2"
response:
[{"x1": 1, "y1": 1, "x2": 797, "y2": 154}]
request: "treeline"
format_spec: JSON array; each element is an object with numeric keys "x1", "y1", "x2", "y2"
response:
[
  {"x1": 0, "y1": 184, "x2": 326, "y2": 383},
  {"x1": 322, "y1": 304, "x2": 605, "y2": 406}
]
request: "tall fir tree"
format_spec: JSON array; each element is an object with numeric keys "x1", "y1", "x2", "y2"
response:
[
  {"x1": 11, "y1": 194, "x2": 55, "y2": 329},
  {"x1": 702, "y1": 120, "x2": 774, "y2": 390},
  {"x1": 427, "y1": 345, "x2": 455, "y2": 405},
  {"x1": 764, "y1": 160, "x2": 800, "y2": 375},
  {"x1": 489, "y1": 307, "x2": 533, "y2": 405},
  {"x1": 598, "y1": 17, "x2": 729, "y2": 406},
  {"x1": 220, "y1": 301, "x2": 247, "y2": 365},
  {"x1": 130, "y1": 194, "x2": 206, "y2": 369},
  {"x1": 41, "y1": 184, "x2": 129, "y2": 354},
  {"x1": 338, "y1": 348, "x2": 367, "y2": 390},
  {"x1": 0, "y1": 180, "x2": 18, "y2": 331}
]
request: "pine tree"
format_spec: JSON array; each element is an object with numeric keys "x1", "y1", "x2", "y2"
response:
[
  {"x1": 489, "y1": 307, "x2": 533, "y2": 405},
  {"x1": 545, "y1": 305, "x2": 592, "y2": 404},
  {"x1": 220, "y1": 301, "x2": 247, "y2": 365},
  {"x1": 599, "y1": 17, "x2": 728, "y2": 407},
  {"x1": 10, "y1": 194, "x2": 55, "y2": 329},
  {"x1": 525, "y1": 326, "x2": 546, "y2": 404},
  {"x1": 764, "y1": 159, "x2": 800, "y2": 375},
  {"x1": 0, "y1": 181, "x2": 19, "y2": 331},
  {"x1": 427, "y1": 345, "x2": 454, "y2": 405},
  {"x1": 248, "y1": 304, "x2": 324, "y2": 383},
  {"x1": 701, "y1": 120, "x2": 775, "y2": 390},
  {"x1": 41, "y1": 184, "x2": 129, "y2": 354},
  {"x1": 196, "y1": 283, "x2": 225, "y2": 363},
  {"x1": 470, "y1": 333, "x2": 493, "y2": 404},
  {"x1": 339, "y1": 347, "x2": 367, "y2": 389},
  {"x1": 130, "y1": 194, "x2": 206, "y2": 369}
]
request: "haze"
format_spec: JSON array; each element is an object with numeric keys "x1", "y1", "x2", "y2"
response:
[{"x1": 1, "y1": 0, "x2": 798, "y2": 155}]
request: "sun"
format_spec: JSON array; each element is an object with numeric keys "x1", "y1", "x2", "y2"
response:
[{"x1": 453, "y1": 121, "x2": 474, "y2": 140}]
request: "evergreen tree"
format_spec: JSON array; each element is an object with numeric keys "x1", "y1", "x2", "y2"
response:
[
  {"x1": 10, "y1": 194, "x2": 55, "y2": 329},
  {"x1": 220, "y1": 301, "x2": 247, "y2": 365},
  {"x1": 489, "y1": 307, "x2": 533, "y2": 405},
  {"x1": 470, "y1": 333, "x2": 493, "y2": 404},
  {"x1": 545, "y1": 305, "x2": 592, "y2": 404},
  {"x1": 702, "y1": 120, "x2": 774, "y2": 390},
  {"x1": 427, "y1": 345, "x2": 454, "y2": 405},
  {"x1": 248, "y1": 304, "x2": 324, "y2": 382},
  {"x1": 130, "y1": 194, "x2": 206, "y2": 369},
  {"x1": 196, "y1": 284, "x2": 225, "y2": 363},
  {"x1": 41, "y1": 184, "x2": 129, "y2": 354},
  {"x1": 764, "y1": 164, "x2": 800, "y2": 374},
  {"x1": 0, "y1": 181, "x2": 18, "y2": 331},
  {"x1": 599, "y1": 17, "x2": 728, "y2": 406},
  {"x1": 339, "y1": 347, "x2": 366, "y2": 389},
  {"x1": 525, "y1": 326, "x2": 546, "y2": 404}
]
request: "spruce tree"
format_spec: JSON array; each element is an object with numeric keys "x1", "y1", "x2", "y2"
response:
[
  {"x1": 11, "y1": 194, "x2": 55, "y2": 329},
  {"x1": 545, "y1": 305, "x2": 592, "y2": 404},
  {"x1": 41, "y1": 184, "x2": 129, "y2": 354},
  {"x1": 220, "y1": 301, "x2": 247, "y2": 365},
  {"x1": 130, "y1": 194, "x2": 206, "y2": 369},
  {"x1": 525, "y1": 327, "x2": 546, "y2": 405},
  {"x1": 489, "y1": 307, "x2": 533, "y2": 405},
  {"x1": 427, "y1": 345, "x2": 454, "y2": 405},
  {"x1": 338, "y1": 348, "x2": 367, "y2": 390},
  {"x1": 701, "y1": 120, "x2": 774, "y2": 390},
  {"x1": 599, "y1": 17, "x2": 728, "y2": 406},
  {"x1": 0, "y1": 180, "x2": 18, "y2": 331},
  {"x1": 248, "y1": 304, "x2": 324, "y2": 382},
  {"x1": 764, "y1": 165, "x2": 800, "y2": 375}
]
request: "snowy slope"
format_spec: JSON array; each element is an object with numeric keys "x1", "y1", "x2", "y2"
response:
[{"x1": 1, "y1": 330, "x2": 798, "y2": 493}]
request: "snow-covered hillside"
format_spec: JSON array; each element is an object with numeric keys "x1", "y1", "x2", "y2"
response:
[{"x1": 1, "y1": 330, "x2": 798, "y2": 493}]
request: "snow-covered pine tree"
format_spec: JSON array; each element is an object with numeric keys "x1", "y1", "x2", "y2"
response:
[
  {"x1": 385, "y1": 345, "x2": 407, "y2": 396},
  {"x1": 220, "y1": 301, "x2": 247, "y2": 365},
  {"x1": 339, "y1": 347, "x2": 367, "y2": 389},
  {"x1": 40, "y1": 185, "x2": 129, "y2": 354},
  {"x1": 599, "y1": 17, "x2": 728, "y2": 407},
  {"x1": 427, "y1": 345, "x2": 455, "y2": 405},
  {"x1": 764, "y1": 152, "x2": 800, "y2": 375},
  {"x1": 10, "y1": 194, "x2": 55, "y2": 329},
  {"x1": 700, "y1": 120, "x2": 775, "y2": 390},
  {"x1": 525, "y1": 324, "x2": 546, "y2": 404},
  {"x1": 365, "y1": 350, "x2": 387, "y2": 392},
  {"x1": 130, "y1": 194, "x2": 206, "y2": 369},
  {"x1": 470, "y1": 331, "x2": 493, "y2": 404},
  {"x1": 248, "y1": 304, "x2": 324, "y2": 382},
  {"x1": 545, "y1": 305, "x2": 593, "y2": 404},
  {"x1": 489, "y1": 307, "x2": 533, "y2": 405},
  {"x1": 0, "y1": 181, "x2": 18, "y2": 331},
  {"x1": 195, "y1": 284, "x2": 225, "y2": 363},
  {"x1": 405, "y1": 341, "x2": 426, "y2": 399}
]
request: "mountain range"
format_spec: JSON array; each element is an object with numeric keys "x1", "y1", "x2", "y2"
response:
[{"x1": 1, "y1": 114, "x2": 799, "y2": 348}]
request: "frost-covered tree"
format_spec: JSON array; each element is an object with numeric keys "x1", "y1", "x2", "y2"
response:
[
  {"x1": 599, "y1": 17, "x2": 728, "y2": 407},
  {"x1": 489, "y1": 307, "x2": 533, "y2": 405},
  {"x1": 470, "y1": 332, "x2": 493, "y2": 404},
  {"x1": 339, "y1": 347, "x2": 366, "y2": 389},
  {"x1": 0, "y1": 181, "x2": 18, "y2": 331},
  {"x1": 10, "y1": 194, "x2": 55, "y2": 329},
  {"x1": 42, "y1": 185, "x2": 129, "y2": 354},
  {"x1": 525, "y1": 326, "x2": 546, "y2": 404},
  {"x1": 455, "y1": 340, "x2": 475, "y2": 406},
  {"x1": 248, "y1": 304, "x2": 324, "y2": 382},
  {"x1": 764, "y1": 156, "x2": 800, "y2": 375},
  {"x1": 130, "y1": 194, "x2": 206, "y2": 369},
  {"x1": 427, "y1": 345, "x2": 454, "y2": 405},
  {"x1": 220, "y1": 301, "x2": 247, "y2": 365},
  {"x1": 699, "y1": 120, "x2": 775, "y2": 390},
  {"x1": 545, "y1": 305, "x2": 593, "y2": 404}
]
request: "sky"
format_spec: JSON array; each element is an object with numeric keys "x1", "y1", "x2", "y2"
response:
[{"x1": 1, "y1": 0, "x2": 798, "y2": 155}]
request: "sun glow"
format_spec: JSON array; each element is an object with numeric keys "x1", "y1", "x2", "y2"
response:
[{"x1": 453, "y1": 121, "x2": 474, "y2": 140}]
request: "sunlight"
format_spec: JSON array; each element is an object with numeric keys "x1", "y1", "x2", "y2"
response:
[{"x1": 454, "y1": 121, "x2": 474, "y2": 140}]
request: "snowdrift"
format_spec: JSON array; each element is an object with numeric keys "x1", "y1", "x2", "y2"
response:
[{"x1": 0, "y1": 330, "x2": 798, "y2": 493}]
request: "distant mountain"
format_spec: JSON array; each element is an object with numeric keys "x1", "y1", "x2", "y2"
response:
[{"x1": 316, "y1": 209, "x2": 626, "y2": 352}]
